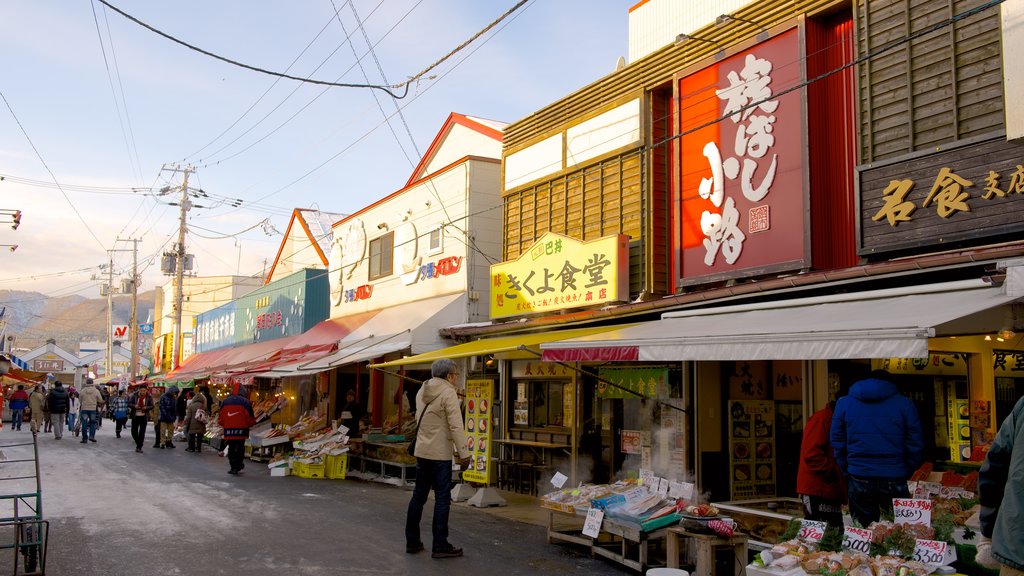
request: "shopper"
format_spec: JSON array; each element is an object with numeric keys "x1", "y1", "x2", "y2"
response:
[
  {"x1": 66, "y1": 390, "x2": 80, "y2": 435},
  {"x1": 29, "y1": 385, "x2": 46, "y2": 434},
  {"x1": 183, "y1": 392, "x2": 207, "y2": 453},
  {"x1": 128, "y1": 386, "x2": 155, "y2": 453},
  {"x1": 41, "y1": 384, "x2": 52, "y2": 433},
  {"x1": 830, "y1": 369, "x2": 923, "y2": 527},
  {"x1": 405, "y1": 358, "x2": 472, "y2": 559},
  {"x1": 110, "y1": 389, "x2": 129, "y2": 438},
  {"x1": 797, "y1": 391, "x2": 847, "y2": 529},
  {"x1": 8, "y1": 385, "x2": 29, "y2": 431},
  {"x1": 158, "y1": 386, "x2": 179, "y2": 448},
  {"x1": 78, "y1": 378, "x2": 105, "y2": 444},
  {"x1": 976, "y1": 394, "x2": 1024, "y2": 575},
  {"x1": 45, "y1": 381, "x2": 69, "y2": 440},
  {"x1": 176, "y1": 387, "x2": 190, "y2": 425},
  {"x1": 341, "y1": 389, "x2": 363, "y2": 439},
  {"x1": 218, "y1": 382, "x2": 255, "y2": 475}
]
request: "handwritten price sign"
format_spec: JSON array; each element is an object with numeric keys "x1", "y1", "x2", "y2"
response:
[
  {"x1": 798, "y1": 520, "x2": 827, "y2": 543},
  {"x1": 669, "y1": 481, "x2": 695, "y2": 500},
  {"x1": 893, "y1": 498, "x2": 932, "y2": 526},
  {"x1": 913, "y1": 539, "x2": 950, "y2": 565},
  {"x1": 842, "y1": 527, "x2": 873, "y2": 554},
  {"x1": 582, "y1": 507, "x2": 604, "y2": 538}
]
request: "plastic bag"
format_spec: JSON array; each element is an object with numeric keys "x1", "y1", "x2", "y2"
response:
[{"x1": 73, "y1": 415, "x2": 82, "y2": 437}]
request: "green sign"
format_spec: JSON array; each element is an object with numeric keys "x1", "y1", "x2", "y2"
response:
[{"x1": 596, "y1": 367, "x2": 668, "y2": 399}]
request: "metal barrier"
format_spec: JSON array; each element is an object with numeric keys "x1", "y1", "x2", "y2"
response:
[{"x1": 0, "y1": 432, "x2": 47, "y2": 574}]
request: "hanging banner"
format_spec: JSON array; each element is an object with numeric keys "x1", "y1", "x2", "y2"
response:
[
  {"x1": 596, "y1": 367, "x2": 669, "y2": 399},
  {"x1": 462, "y1": 379, "x2": 495, "y2": 485}
]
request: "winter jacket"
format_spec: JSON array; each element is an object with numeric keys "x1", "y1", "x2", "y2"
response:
[
  {"x1": 29, "y1": 389, "x2": 46, "y2": 415},
  {"x1": 979, "y1": 395, "x2": 1024, "y2": 570},
  {"x1": 176, "y1": 391, "x2": 189, "y2": 422},
  {"x1": 830, "y1": 377, "x2": 923, "y2": 481},
  {"x1": 69, "y1": 397, "x2": 80, "y2": 415},
  {"x1": 412, "y1": 377, "x2": 470, "y2": 462},
  {"x1": 158, "y1": 387, "x2": 179, "y2": 423},
  {"x1": 184, "y1": 394, "x2": 208, "y2": 434},
  {"x1": 797, "y1": 404, "x2": 846, "y2": 501},
  {"x1": 79, "y1": 385, "x2": 105, "y2": 411},
  {"x1": 218, "y1": 393, "x2": 255, "y2": 440},
  {"x1": 128, "y1": 391, "x2": 155, "y2": 418},
  {"x1": 8, "y1": 390, "x2": 29, "y2": 410},
  {"x1": 46, "y1": 387, "x2": 69, "y2": 414}
]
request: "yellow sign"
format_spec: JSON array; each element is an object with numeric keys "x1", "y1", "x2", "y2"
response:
[
  {"x1": 462, "y1": 379, "x2": 495, "y2": 485},
  {"x1": 489, "y1": 232, "x2": 629, "y2": 320}
]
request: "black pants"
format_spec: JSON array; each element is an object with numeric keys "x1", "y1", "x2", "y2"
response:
[
  {"x1": 188, "y1": 432, "x2": 203, "y2": 452},
  {"x1": 130, "y1": 416, "x2": 148, "y2": 449},
  {"x1": 226, "y1": 439, "x2": 245, "y2": 472},
  {"x1": 152, "y1": 421, "x2": 161, "y2": 446},
  {"x1": 115, "y1": 417, "x2": 128, "y2": 437}
]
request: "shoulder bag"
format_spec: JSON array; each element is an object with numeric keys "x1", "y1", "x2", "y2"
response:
[{"x1": 406, "y1": 398, "x2": 435, "y2": 456}]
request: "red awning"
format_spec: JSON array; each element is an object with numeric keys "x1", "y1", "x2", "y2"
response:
[
  {"x1": 230, "y1": 312, "x2": 382, "y2": 375},
  {"x1": 2, "y1": 370, "x2": 41, "y2": 386},
  {"x1": 164, "y1": 347, "x2": 237, "y2": 381}
]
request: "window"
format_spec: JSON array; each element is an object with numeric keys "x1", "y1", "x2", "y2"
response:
[
  {"x1": 368, "y1": 231, "x2": 394, "y2": 280},
  {"x1": 512, "y1": 380, "x2": 567, "y2": 428},
  {"x1": 428, "y1": 226, "x2": 443, "y2": 255}
]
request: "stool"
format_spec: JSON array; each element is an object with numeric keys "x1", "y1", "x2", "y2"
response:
[
  {"x1": 497, "y1": 460, "x2": 518, "y2": 491},
  {"x1": 517, "y1": 463, "x2": 535, "y2": 494},
  {"x1": 666, "y1": 527, "x2": 748, "y2": 576}
]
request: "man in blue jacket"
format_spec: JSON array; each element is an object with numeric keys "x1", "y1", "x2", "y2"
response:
[
  {"x1": 830, "y1": 369, "x2": 923, "y2": 527},
  {"x1": 976, "y1": 395, "x2": 1024, "y2": 574}
]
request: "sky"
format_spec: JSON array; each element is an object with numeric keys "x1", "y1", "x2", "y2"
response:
[{"x1": 0, "y1": 1, "x2": 630, "y2": 300}]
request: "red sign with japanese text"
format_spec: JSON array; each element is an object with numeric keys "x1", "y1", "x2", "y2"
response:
[{"x1": 676, "y1": 28, "x2": 808, "y2": 288}]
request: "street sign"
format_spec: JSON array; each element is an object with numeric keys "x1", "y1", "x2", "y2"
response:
[{"x1": 139, "y1": 323, "x2": 153, "y2": 334}]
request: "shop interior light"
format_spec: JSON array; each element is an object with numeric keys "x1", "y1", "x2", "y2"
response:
[
  {"x1": 998, "y1": 327, "x2": 1016, "y2": 340},
  {"x1": 984, "y1": 335, "x2": 993, "y2": 341}
]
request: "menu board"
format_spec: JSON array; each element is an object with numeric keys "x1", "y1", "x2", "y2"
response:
[
  {"x1": 729, "y1": 399, "x2": 776, "y2": 500},
  {"x1": 946, "y1": 383, "x2": 971, "y2": 463},
  {"x1": 463, "y1": 379, "x2": 495, "y2": 485}
]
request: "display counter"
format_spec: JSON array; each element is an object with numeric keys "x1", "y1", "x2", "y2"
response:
[
  {"x1": 346, "y1": 440, "x2": 416, "y2": 484},
  {"x1": 546, "y1": 508, "x2": 672, "y2": 572},
  {"x1": 714, "y1": 498, "x2": 803, "y2": 549}
]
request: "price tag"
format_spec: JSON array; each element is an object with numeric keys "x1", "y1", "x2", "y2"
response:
[
  {"x1": 669, "y1": 481, "x2": 695, "y2": 500},
  {"x1": 550, "y1": 471, "x2": 568, "y2": 488},
  {"x1": 657, "y1": 478, "x2": 670, "y2": 497},
  {"x1": 939, "y1": 486, "x2": 975, "y2": 499},
  {"x1": 336, "y1": 424, "x2": 350, "y2": 437},
  {"x1": 582, "y1": 508, "x2": 604, "y2": 538},
  {"x1": 624, "y1": 487, "x2": 647, "y2": 502},
  {"x1": 639, "y1": 469, "x2": 655, "y2": 487},
  {"x1": 912, "y1": 539, "x2": 949, "y2": 565},
  {"x1": 841, "y1": 527, "x2": 873, "y2": 554},
  {"x1": 893, "y1": 498, "x2": 932, "y2": 526},
  {"x1": 797, "y1": 519, "x2": 827, "y2": 543},
  {"x1": 919, "y1": 481, "x2": 942, "y2": 498}
]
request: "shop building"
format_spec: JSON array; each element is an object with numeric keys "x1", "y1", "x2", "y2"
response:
[{"x1": 380, "y1": 0, "x2": 1024, "y2": 513}]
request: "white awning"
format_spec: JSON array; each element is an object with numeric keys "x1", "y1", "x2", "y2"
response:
[{"x1": 541, "y1": 280, "x2": 1021, "y2": 362}]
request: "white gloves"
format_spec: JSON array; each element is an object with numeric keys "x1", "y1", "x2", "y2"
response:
[{"x1": 974, "y1": 535, "x2": 1001, "y2": 570}]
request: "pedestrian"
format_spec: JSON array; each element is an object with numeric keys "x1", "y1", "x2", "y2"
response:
[
  {"x1": 976, "y1": 394, "x2": 1024, "y2": 575},
  {"x1": 176, "y1": 387, "x2": 190, "y2": 425},
  {"x1": 797, "y1": 385, "x2": 848, "y2": 529},
  {"x1": 66, "y1": 390, "x2": 80, "y2": 434},
  {"x1": 218, "y1": 382, "x2": 255, "y2": 475},
  {"x1": 150, "y1": 389, "x2": 162, "y2": 448},
  {"x1": 8, "y1": 385, "x2": 29, "y2": 431},
  {"x1": 41, "y1": 384, "x2": 52, "y2": 433},
  {"x1": 199, "y1": 385, "x2": 215, "y2": 418},
  {"x1": 341, "y1": 389, "x2": 363, "y2": 439},
  {"x1": 110, "y1": 389, "x2": 129, "y2": 438},
  {"x1": 830, "y1": 369, "x2": 924, "y2": 527},
  {"x1": 45, "y1": 381, "x2": 69, "y2": 440},
  {"x1": 404, "y1": 358, "x2": 472, "y2": 559},
  {"x1": 78, "y1": 378, "x2": 106, "y2": 444},
  {"x1": 183, "y1": 392, "x2": 207, "y2": 453},
  {"x1": 96, "y1": 385, "x2": 108, "y2": 428},
  {"x1": 29, "y1": 384, "x2": 46, "y2": 434},
  {"x1": 158, "y1": 386, "x2": 179, "y2": 448},
  {"x1": 128, "y1": 385, "x2": 155, "y2": 453}
]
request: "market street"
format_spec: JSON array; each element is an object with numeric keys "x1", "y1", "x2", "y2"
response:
[{"x1": 5, "y1": 423, "x2": 627, "y2": 576}]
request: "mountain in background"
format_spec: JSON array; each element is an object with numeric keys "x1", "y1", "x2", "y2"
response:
[{"x1": 0, "y1": 289, "x2": 156, "y2": 353}]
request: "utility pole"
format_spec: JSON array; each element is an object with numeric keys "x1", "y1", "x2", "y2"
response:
[
  {"x1": 117, "y1": 237, "x2": 141, "y2": 380},
  {"x1": 165, "y1": 164, "x2": 194, "y2": 371},
  {"x1": 105, "y1": 252, "x2": 114, "y2": 377}
]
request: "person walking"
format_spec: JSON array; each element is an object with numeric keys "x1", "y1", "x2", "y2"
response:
[
  {"x1": 78, "y1": 378, "x2": 106, "y2": 444},
  {"x1": 176, "y1": 387, "x2": 190, "y2": 426},
  {"x1": 41, "y1": 384, "x2": 52, "y2": 433},
  {"x1": 128, "y1": 386, "x2": 155, "y2": 453},
  {"x1": 110, "y1": 389, "x2": 129, "y2": 438},
  {"x1": 218, "y1": 382, "x2": 255, "y2": 475},
  {"x1": 976, "y1": 394, "x2": 1024, "y2": 575},
  {"x1": 797, "y1": 392, "x2": 847, "y2": 529},
  {"x1": 830, "y1": 369, "x2": 924, "y2": 527},
  {"x1": 158, "y1": 386, "x2": 179, "y2": 448},
  {"x1": 66, "y1": 390, "x2": 80, "y2": 435},
  {"x1": 28, "y1": 385, "x2": 46, "y2": 434},
  {"x1": 404, "y1": 358, "x2": 472, "y2": 559},
  {"x1": 45, "y1": 381, "x2": 69, "y2": 440},
  {"x1": 8, "y1": 385, "x2": 29, "y2": 431},
  {"x1": 183, "y1": 392, "x2": 207, "y2": 453}
]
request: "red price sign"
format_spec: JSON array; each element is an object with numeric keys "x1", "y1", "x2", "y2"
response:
[
  {"x1": 798, "y1": 519, "x2": 827, "y2": 542},
  {"x1": 893, "y1": 498, "x2": 932, "y2": 526}
]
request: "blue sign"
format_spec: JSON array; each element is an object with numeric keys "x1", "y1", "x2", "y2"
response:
[
  {"x1": 195, "y1": 301, "x2": 237, "y2": 353},
  {"x1": 139, "y1": 323, "x2": 153, "y2": 335}
]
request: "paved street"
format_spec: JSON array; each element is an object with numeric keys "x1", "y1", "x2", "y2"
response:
[{"x1": 1, "y1": 422, "x2": 629, "y2": 576}]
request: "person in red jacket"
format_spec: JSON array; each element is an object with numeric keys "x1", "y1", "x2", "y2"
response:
[
  {"x1": 218, "y1": 382, "x2": 255, "y2": 476},
  {"x1": 797, "y1": 393, "x2": 847, "y2": 529}
]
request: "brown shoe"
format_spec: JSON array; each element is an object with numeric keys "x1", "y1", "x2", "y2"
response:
[{"x1": 431, "y1": 544, "x2": 463, "y2": 559}]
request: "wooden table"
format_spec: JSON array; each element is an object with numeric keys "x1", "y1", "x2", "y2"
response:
[
  {"x1": 492, "y1": 439, "x2": 570, "y2": 463},
  {"x1": 666, "y1": 526, "x2": 748, "y2": 576},
  {"x1": 545, "y1": 508, "x2": 669, "y2": 572}
]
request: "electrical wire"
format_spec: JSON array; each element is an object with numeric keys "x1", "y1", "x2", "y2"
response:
[{"x1": 92, "y1": 0, "x2": 144, "y2": 185}]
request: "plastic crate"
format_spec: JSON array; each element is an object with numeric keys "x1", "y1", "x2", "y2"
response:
[
  {"x1": 325, "y1": 454, "x2": 348, "y2": 480},
  {"x1": 293, "y1": 461, "x2": 325, "y2": 479}
]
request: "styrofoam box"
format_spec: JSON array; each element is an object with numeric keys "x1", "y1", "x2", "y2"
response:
[
  {"x1": 270, "y1": 467, "x2": 290, "y2": 477},
  {"x1": 745, "y1": 564, "x2": 806, "y2": 576}
]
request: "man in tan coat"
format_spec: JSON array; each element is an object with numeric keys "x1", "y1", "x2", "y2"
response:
[
  {"x1": 78, "y1": 379, "x2": 105, "y2": 443},
  {"x1": 404, "y1": 358, "x2": 471, "y2": 559}
]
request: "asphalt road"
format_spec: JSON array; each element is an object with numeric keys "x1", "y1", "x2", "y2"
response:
[{"x1": 1, "y1": 422, "x2": 631, "y2": 576}]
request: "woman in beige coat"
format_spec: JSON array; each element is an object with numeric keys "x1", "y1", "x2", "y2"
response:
[
  {"x1": 183, "y1": 393, "x2": 207, "y2": 453},
  {"x1": 28, "y1": 385, "x2": 46, "y2": 433}
]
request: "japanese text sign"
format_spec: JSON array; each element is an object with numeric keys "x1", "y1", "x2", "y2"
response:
[
  {"x1": 489, "y1": 232, "x2": 628, "y2": 320},
  {"x1": 842, "y1": 527, "x2": 873, "y2": 554},
  {"x1": 893, "y1": 498, "x2": 932, "y2": 526},
  {"x1": 913, "y1": 539, "x2": 954, "y2": 566},
  {"x1": 677, "y1": 28, "x2": 807, "y2": 287},
  {"x1": 461, "y1": 379, "x2": 494, "y2": 485},
  {"x1": 582, "y1": 508, "x2": 604, "y2": 538},
  {"x1": 798, "y1": 520, "x2": 827, "y2": 543}
]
